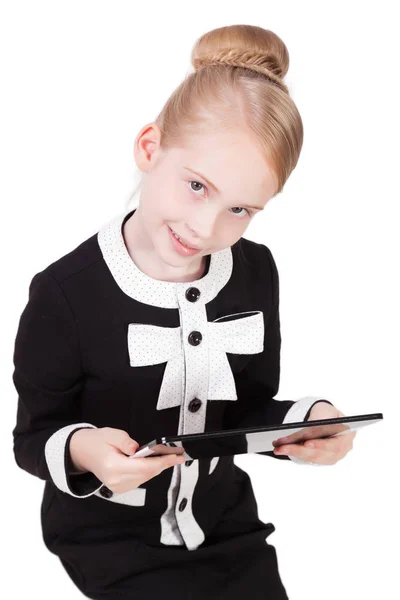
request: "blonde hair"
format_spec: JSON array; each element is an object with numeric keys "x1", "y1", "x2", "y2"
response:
[{"x1": 126, "y1": 24, "x2": 303, "y2": 209}]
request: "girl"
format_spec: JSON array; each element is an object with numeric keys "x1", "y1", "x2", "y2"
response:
[{"x1": 12, "y1": 24, "x2": 353, "y2": 600}]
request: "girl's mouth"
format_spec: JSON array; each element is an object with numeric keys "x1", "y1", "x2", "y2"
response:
[{"x1": 168, "y1": 226, "x2": 201, "y2": 256}]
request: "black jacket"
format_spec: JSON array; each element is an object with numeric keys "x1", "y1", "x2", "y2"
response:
[{"x1": 12, "y1": 207, "x2": 331, "y2": 553}]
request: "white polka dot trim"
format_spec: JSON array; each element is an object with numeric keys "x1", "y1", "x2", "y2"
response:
[
  {"x1": 44, "y1": 423, "x2": 104, "y2": 497},
  {"x1": 97, "y1": 208, "x2": 233, "y2": 308},
  {"x1": 127, "y1": 309, "x2": 265, "y2": 411},
  {"x1": 283, "y1": 397, "x2": 330, "y2": 466},
  {"x1": 93, "y1": 486, "x2": 147, "y2": 506}
]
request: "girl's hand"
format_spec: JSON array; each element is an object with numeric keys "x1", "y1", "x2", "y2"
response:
[
  {"x1": 273, "y1": 403, "x2": 356, "y2": 465},
  {"x1": 69, "y1": 427, "x2": 186, "y2": 494}
]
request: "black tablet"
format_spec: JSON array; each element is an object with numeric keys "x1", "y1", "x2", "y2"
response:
[{"x1": 128, "y1": 412, "x2": 383, "y2": 460}]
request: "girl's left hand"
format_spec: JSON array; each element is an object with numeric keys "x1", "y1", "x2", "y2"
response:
[{"x1": 273, "y1": 402, "x2": 356, "y2": 465}]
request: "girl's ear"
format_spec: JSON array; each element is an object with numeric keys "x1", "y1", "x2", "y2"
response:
[{"x1": 134, "y1": 122, "x2": 162, "y2": 172}]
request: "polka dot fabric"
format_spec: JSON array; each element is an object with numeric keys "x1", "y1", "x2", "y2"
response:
[
  {"x1": 97, "y1": 207, "x2": 238, "y2": 549},
  {"x1": 44, "y1": 423, "x2": 103, "y2": 498},
  {"x1": 95, "y1": 208, "x2": 327, "y2": 548},
  {"x1": 97, "y1": 208, "x2": 233, "y2": 308}
]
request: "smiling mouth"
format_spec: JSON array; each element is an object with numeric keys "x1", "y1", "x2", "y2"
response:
[{"x1": 169, "y1": 227, "x2": 202, "y2": 250}]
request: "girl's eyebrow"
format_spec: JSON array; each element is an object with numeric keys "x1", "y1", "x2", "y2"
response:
[{"x1": 183, "y1": 166, "x2": 264, "y2": 211}]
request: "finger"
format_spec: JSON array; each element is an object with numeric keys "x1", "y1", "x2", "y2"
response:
[
  {"x1": 163, "y1": 454, "x2": 186, "y2": 468},
  {"x1": 151, "y1": 454, "x2": 186, "y2": 472},
  {"x1": 100, "y1": 428, "x2": 141, "y2": 458},
  {"x1": 304, "y1": 435, "x2": 353, "y2": 453},
  {"x1": 122, "y1": 453, "x2": 184, "y2": 473},
  {"x1": 274, "y1": 443, "x2": 336, "y2": 464},
  {"x1": 303, "y1": 438, "x2": 342, "y2": 452}
]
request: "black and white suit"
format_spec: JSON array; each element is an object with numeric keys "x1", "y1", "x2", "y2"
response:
[{"x1": 12, "y1": 207, "x2": 332, "y2": 599}]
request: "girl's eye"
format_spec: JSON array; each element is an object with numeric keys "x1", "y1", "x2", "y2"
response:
[
  {"x1": 189, "y1": 180, "x2": 206, "y2": 196},
  {"x1": 188, "y1": 181, "x2": 252, "y2": 217},
  {"x1": 230, "y1": 206, "x2": 251, "y2": 217}
]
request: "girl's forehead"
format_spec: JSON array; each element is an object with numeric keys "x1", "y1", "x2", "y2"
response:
[
  {"x1": 167, "y1": 140, "x2": 277, "y2": 196},
  {"x1": 170, "y1": 135, "x2": 264, "y2": 168},
  {"x1": 179, "y1": 128, "x2": 252, "y2": 151}
]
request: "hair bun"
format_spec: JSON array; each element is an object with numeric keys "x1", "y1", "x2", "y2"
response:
[{"x1": 191, "y1": 24, "x2": 289, "y2": 92}]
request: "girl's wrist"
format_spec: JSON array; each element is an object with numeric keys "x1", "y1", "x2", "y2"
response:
[{"x1": 69, "y1": 428, "x2": 93, "y2": 473}]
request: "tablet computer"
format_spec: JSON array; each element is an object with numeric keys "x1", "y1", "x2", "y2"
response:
[{"x1": 128, "y1": 413, "x2": 383, "y2": 460}]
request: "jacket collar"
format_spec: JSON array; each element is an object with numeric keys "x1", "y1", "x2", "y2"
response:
[{"x1": 97, "y1": 207, "x2": 234, "y2": 308}]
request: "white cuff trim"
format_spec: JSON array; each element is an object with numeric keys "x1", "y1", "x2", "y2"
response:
[
  {"x1": 94, "y1": 486, "x2": 147, "y2": 506},
  {"x1": 44, "y1": 423, "x2": 104, "y2": 496},
  {"x1": 283, "y1": 397, "x2": 328, "y2": 466}
]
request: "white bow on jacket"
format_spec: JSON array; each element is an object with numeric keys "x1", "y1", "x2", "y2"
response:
[{"x1": 127, "y1": 310, "x2": 265, "y2": 411}]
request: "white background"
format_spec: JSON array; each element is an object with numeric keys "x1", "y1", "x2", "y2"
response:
[{"x1": 2, "y1": 1, "x2": 398, "y2": 598}]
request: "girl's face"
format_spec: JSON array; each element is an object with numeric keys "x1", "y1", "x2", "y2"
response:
[{"x1": 132, "y1": 123, "x2": 278, "y2": 277}]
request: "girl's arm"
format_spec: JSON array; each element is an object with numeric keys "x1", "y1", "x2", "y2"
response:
[
  {"x1": 12, "y1": 270, "x2": 103, "y2": 497},
  {"x1": 224, "y1": 245, "x2": 332, "y2": 462}
]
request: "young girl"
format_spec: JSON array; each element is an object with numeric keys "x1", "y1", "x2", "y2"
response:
[{"x1": 12, "y1": 24, "x2": 352, "y2": 600}]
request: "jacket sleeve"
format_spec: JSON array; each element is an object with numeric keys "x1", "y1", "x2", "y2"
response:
[
  {"x1": 224, "y1": 244, "x2": 333, "y2": 463},
  {"x1": 12, "y1": 270, "x2": 104, "y2": 497}
]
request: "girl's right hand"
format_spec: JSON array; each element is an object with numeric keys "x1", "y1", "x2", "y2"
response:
[{"x1": 69, "y1": 426, "x2": 186, "y2": 494}]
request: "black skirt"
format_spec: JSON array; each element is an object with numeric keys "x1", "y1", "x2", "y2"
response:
[
  {"x1": 58, "y1": 529, "x2": 288, "y2": 600},
  {"x1": 41, "y1": 467, "x2": 290, "y2": 600}
]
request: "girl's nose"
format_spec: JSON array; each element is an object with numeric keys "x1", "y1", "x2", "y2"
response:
[{"x1": 187, "y1": 207, "x2": 219, "y2": 242}]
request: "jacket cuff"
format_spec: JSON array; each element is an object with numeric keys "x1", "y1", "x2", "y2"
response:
[
  {"x1": 44, "y1": 423, "x2": 104, "y2": 497},
  {"x1": 282, "y1": 397, "x2": 334, "y2": 466}
]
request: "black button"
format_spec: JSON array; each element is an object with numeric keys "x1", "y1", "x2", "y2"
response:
[
  {"x1": 185, "y1": 460, "x2": 194, "y2": 467},
  {"x1": 99, "y1": 485, "x2": 113, "y2": 498},
  {"x1": 188, "y1": 398, "x2": 202, "y2": 412},
  {"x1": 185, "y1": 287, "x2": 201, "y2": 302},
  {"x1": 179, "y1": 498, "x2": 188, "y2": 511},
  {"x1": 188, "y1": 331, "x2": 202, "y2": 346}
]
